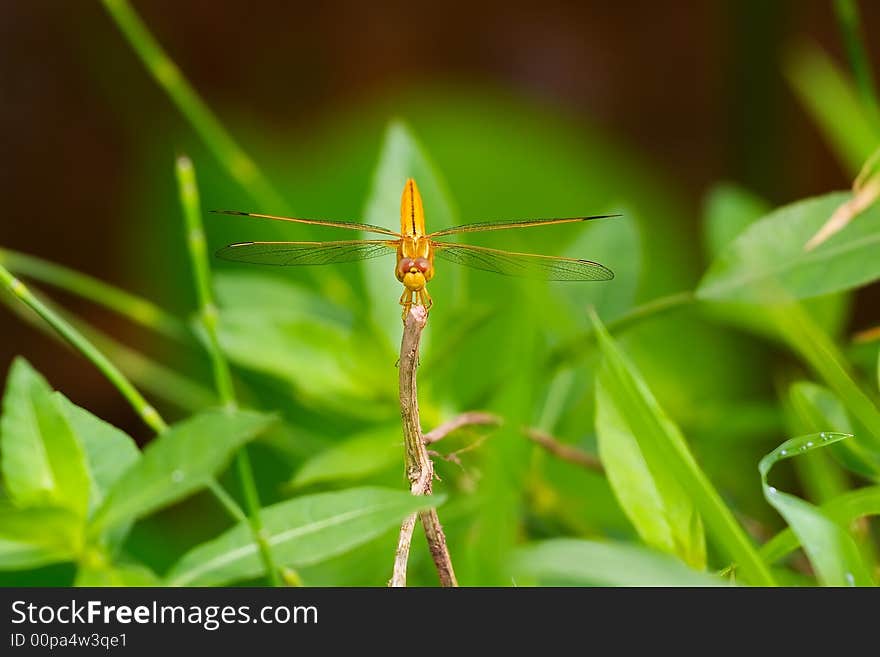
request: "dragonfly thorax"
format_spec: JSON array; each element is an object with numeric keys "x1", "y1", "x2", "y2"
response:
[
  {"x1": 396, "y1": 256, "x2": 433, "y2": 290},
  {"x1": 396, "y1": 235, "x2": 434, "y2": 291}
]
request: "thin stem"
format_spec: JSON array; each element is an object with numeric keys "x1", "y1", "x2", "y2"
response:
[
  {"x1": 0, "y1": 265, "x2": 248, "y2": 525},
  {"x1": 390, "y1": 512, "x2": 419, "y2": 588},
  {"x1": 176, "y1": 156, "x2": 236, "y2": 408},
  {"x1": 175, "y1": 155, "x2": 281, "y2": 587},
  {"x1": 852, "y1": 324, "x2": 880, "y2": 343},
  {"x1": 770, "y1": 302, "x2": 880, "y2": 448},
  {"x1": 0, "y1": 287, "x2": 215, "y2": 410},
  {"x1": 85, "y1": 328, "x2": 216, "y2": 410},
  {"x1": 0, "y1": 247, "x2": 188, "y2": 342},
  {"x1": 234, "y1": 449, "x2": 282, "y2": 586},
  {"x1": 605, "y1": 291, "x2": 695, "y2": 332},
  {"x1": 834, "y1": 0, "x2": 880, "y2": 124},
  {"x1": 0, "y1": 264, "x2": 166, "y2": 434},
  {"x1": 523, "y1": 428, "x2": 604, "y2": 473},
  {"x1": 101, "y1": 0, "x2": 287, "y2": 211},
  {"x1": 206, "y1": 481, "x2": 246, "y2": 523},
  {"x1": 422, "y1": 411, "x2": 501, "y2": 445},
  {"x1": 389, "y1": 306, "x2": 457, "y2": 587}
]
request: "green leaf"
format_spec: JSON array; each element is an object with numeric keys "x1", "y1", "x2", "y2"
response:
[
  {"x1": 784, "y1": 383, "x2": 850, "y2": 506},
  {"x1": 787, "y1": 381, "x2": 879, "y2": 480},
  {"x1": 760, "y1": 485, "x2": 880, "y2": 564},
  {"x1": 215, "y1": 272, "x2": 395, "y2": 417},
  {"x1": 214, "y1": 270, "x2": 349, "y2": 326},
  {"x1": 768, "y1": 301, "x2": 880, "y2": 456},
  {"x1": 759, "y1": 433, "x2": 873, "y2": 586},
  {"x1": 362, "y1": 120, "x2": 458, "y2": 347},
  {"x1": 700, "y1": 185, "x2": 849, "y2": 339},
  {"x1": 784, "y1": 43, "x2": 880, "y2": 174},
  {"x1": 788, "y1": 381, "x2": 853, "y2": 433},
  {"x1": 698, "y1": 192, "x2": 880, "y2": 303},
  {"x1": 513, "y1": 539, "x2": 726, "y2": 587},
  {"x1": 595, "y1": 377, "x2": 706, "y2": 569},
  {"x1": 54, "y1": 393, "x2": 141, "y2": 513},
  {"x1": 590, "y1": 311, "x2": 775, "y2": 585},
  {"x1": 165, "y1": 487, "x2": 442, "y2": 586},
  {"x1": 89, "y1": 410, "x2": 274, "y2": 534},
  {"x1": 289, "y1": 425, "x2": 401, "y2": 488},
  {"x1": 0, "y1": 358, "x2": 90, "y2": 517},
  {"x1": 703, "y1": 183, "x2": 771, "y2": 259},
  {"x1": 0, "y1": 506, "x2": 82, "y2": 570},
  {"x1": 75, "y1": 560, "x2": 160, "y2": 586}
]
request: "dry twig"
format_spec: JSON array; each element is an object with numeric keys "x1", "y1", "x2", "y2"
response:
[
  {"x1": 389, "y1": 306, "x2": 458, "y2": 587},
  {"x1": 423, "y1": 411, "x2": 501, "y2": 444},
  {"x1": 524, "y1": 427, "x2": 604, "y2": 473},
  {"x1": 805, "y1": 147, "x2": 880, "y2": 251}
]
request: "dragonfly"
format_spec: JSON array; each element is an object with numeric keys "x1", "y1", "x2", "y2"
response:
[{"x1": 215, "y1": 178, "x2": 616, "y2": 320}]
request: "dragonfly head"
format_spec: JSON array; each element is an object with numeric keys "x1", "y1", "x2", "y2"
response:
[{"x1": 397, "y1": 256, "x2": 433, "y2": 290}]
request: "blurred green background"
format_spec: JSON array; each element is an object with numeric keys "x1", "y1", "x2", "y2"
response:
[{"x1": 2, "y1": 1, "x2": 880, "y2": 586}]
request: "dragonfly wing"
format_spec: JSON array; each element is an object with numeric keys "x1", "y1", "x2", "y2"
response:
[
  {"x1": 216, "y1": 240, "x2": 398, "y2": 266},
  {"x1": 427, "y1": 214, "x2": 618, "y2": 238},
  {"x1": 433, "y1": 243, "x2": 614, "y2": 281},
  {"x1": 212, "y1": 210, "x2": 400, "y2": 237}
]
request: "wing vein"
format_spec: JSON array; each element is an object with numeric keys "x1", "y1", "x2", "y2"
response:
[
  {"x1": 216, "y1": 240, "x2": 397, "y2": 266},
  {"x1": 212, "y1": 210, "x2": 400, "y2": 237},
  {"x1": 427, "y1": 214, "x2": 618, "y2": 238},
  {"x1": 432, "y1": 242, "x2": 614, "y2": 281}
]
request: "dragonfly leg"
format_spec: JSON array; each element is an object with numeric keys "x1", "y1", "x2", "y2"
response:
[
  {"x1": 418, "y1": 287, "x2": 433, "y2": 313},
  {"x1": 399, "y1": 288, "x2": 414, "y2": 322}
]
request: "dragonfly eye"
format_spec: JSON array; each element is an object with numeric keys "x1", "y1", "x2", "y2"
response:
[
  {"x1": 414, "y1": 257, "x2": 431, "y2": 273},
  {"x1": 397, "y1": 258, "x2": 415, "y2": 278}
]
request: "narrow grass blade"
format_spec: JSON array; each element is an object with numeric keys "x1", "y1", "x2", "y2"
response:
[
  {"x1": 176, "y1": 155, "x2": 236, "y2": 409},
  {"x1": 595, "y1": 377, "x2": 706, "y2": 568},
  {"x1": 101, "y1": 0, "x2": 286, "y2": 211},
  {"x1": 0, "y1": 265, "x2": 166, "y2": 434},
  {"x1": 591, "y1": 310, "x2": 775, "y2": 585},
  {"x1": 0, "y1": 247, "x2": 188, "y2": 342},
  {"x1": 760, "y1": 485, "x2": 880, "y2": 564},
  {"x1": 833, "y1": 0, "x2": 880, "y2": 129},
  {"x1": 177, "y1": 154, "x2": 282, "y2": 586},
  {"x1": 759, "y1": 432, "x2": 873, "y2": 586},
  {"x1": 785, "y1": 43, "x2": 880, "y2": 173},
  {"x1": 786, "y1": 381, "x2": 851, "y2": 503},
  {"x1": 770, "y1": 301, "x2": 880, "y2": 454},
  {"x1": 0, "y1": 284, "x2": 216, "y2": 411}
]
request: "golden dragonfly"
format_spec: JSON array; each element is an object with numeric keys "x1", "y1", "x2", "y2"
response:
[{"x1": 215, "y1": 179, "x2": 615, "y2": 319}]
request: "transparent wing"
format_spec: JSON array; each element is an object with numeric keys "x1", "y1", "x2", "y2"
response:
[
  {"x1": 216, "y1": 240, "x2": 398, "y2": 266},
  {"x1": 212, "y1": 210, "x2": 401, "y2": 237},
  {"x1": 433, "y1": 243, "x2": 614, "y2": 281},
  {"x1": 427, "y1": 214, "x2": 618, "y2": 238}
]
